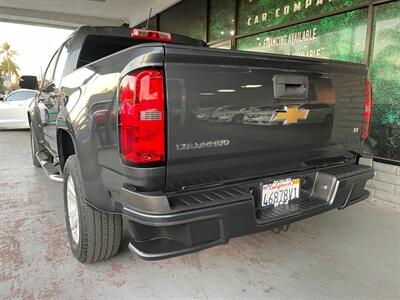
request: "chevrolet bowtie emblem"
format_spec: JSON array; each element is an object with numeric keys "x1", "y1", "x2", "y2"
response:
[{"x1": 272, "y1": 106, "x2": 309, "y2": 125}]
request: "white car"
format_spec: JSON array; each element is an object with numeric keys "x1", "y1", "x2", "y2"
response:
[
  {"x1": 193, "y1": 107, "x2": 216, "y2": 121},
  {"x1": 244, "y1": 105, "x2": 284, "y2": 126},
  {"x1": 209, "y1": 105, "x2": 257, "y2": 124},
  {"x1": 0, "y1": 89, "x2": 48, "y2": 129}
]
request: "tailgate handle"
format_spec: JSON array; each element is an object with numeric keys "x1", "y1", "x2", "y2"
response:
[{"x1": 273, "y1": 75, "x2": 309, "y2": 99}]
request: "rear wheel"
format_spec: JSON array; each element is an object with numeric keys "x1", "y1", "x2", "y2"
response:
[
  {"x1": 63, "y1": 155, "x2": 122, "y2": 263},
  {"x1": 30, "y1": 128, "x2": 42, "y2": 167}
]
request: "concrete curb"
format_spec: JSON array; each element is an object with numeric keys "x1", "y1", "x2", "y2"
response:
[{"x1": 360, "y1": 157, "x2": 400, "y2": 206}]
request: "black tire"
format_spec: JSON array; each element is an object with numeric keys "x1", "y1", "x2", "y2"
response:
[
  {"x1": 63, "y1": 155, "x2": 122, "y2": 263},
  {"x1": 30, "y1": 128, "x2": 42, "y2": 168}
]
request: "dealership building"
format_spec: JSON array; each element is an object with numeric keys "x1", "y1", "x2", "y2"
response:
[
  {"x1": 1, "y1": 0, "x2": 399, "y2": 202},
  {"x1": 133, "y1": 0, "x2": 399, "y2": 205}
]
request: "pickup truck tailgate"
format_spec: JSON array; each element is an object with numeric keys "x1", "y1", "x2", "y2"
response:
[{"x1": 164, "y1": 45, "x2": 367, "y2": 191}]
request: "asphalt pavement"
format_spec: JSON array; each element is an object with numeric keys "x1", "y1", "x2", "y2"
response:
[{"x1": 0, "y1": 130, "x2": 398, "y2": 300}]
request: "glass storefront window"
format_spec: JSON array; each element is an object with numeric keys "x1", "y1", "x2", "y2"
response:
[
  {"x1": 368, "y1": 1, "x2": 400, "y2": 160},
  {"x1": 238, "y1": 0, "x2": 368, "y2": 35},
  {"x1": 237, "y1": 9, "x2": 368, "y2": 63},
  {"x1": 209, "y1": 0, "x2": 236, "y2": 42},
  {"x1": 159, "y1": 0, "x2": 207, "y2": 40}
]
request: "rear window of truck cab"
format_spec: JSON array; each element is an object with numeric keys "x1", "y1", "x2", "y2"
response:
[{"x1": 77, "y1": 33, "x2": 207, "y2": 69}]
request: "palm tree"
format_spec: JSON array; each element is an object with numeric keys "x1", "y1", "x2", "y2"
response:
[{"x1": 0, "y1": 42, "x2": 20, "y2": 90}]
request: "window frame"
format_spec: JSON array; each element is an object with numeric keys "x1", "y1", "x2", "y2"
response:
[
  {"x1": 41, "y1": 49, "x2": 60, "y2": 91},
  {"x1": 53, "y1": 39, "x2": 71, "y2": 88}
]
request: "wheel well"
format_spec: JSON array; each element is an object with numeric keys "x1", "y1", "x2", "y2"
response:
[
  {"x1": 27, "y1": 112, "x2": 31, "y2": 124},
  {"x1": 58, "y1": 130, "x2": 76, "y2": 171}
]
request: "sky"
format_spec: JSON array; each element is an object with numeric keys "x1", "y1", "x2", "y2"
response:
[{"x1": 0, "y1": 22, "x2": 73, "y2": 78}]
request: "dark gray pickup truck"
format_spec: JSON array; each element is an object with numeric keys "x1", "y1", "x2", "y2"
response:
[{"x1": 21, "y1": 26, "x2": 374, "y2": 263}]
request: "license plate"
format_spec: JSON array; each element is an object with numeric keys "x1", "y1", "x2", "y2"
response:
[{"x1": 261, "y1": 178, "x2": 300, "y2": 207}]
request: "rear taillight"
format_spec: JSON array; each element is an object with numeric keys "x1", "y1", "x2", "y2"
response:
[
  {"x1": 361, "y1": 79, "x2": 373, "y2": 141},
  {"x1": 131, "y1": 28, "x2": 172, "y2": 42},
  {"x1": 119, "y1": 69, "x2": 165, "y2": 165}
]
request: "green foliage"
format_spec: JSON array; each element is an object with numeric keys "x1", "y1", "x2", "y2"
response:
[
  {"x1": 159, "y1": 0, "x2": 206, "y2": 40},
  {"x1": 237, "y1": 9, "x2": 368, "y2": 63},
  {"x1": 0, "y1": 77, "x2": 5, "y2": 94},
  {"x1": 238, "y1": 0, "x2": 368, "y2": 35},
  {"x1": 0, "y1": 42, "x2": 20, "y2": 91},
  {"x1": 368, "y1": 1, "x2": 400, "y2": 160},
  {"x1": 0, "y1": 59, "x2": 19, "y2": 78},
  {"x1": 209, "y1": 0, "x2": 236, "y2": 41}
]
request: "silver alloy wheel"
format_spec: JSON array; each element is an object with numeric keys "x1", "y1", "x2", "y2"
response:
[{"x1": 67, "y1": 175, "x2": 80, "y2": 244}]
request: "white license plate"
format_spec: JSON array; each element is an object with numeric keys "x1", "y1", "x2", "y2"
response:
[{"x1": 261, "y1": 178, "x2": 300, "y2": 207}]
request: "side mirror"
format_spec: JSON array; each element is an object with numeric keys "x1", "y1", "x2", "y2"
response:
[{"x1": 19, "y1": 75, "x2": 38, "y2": 90}]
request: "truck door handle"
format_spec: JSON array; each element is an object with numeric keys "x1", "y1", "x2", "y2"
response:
[{"x1": 273, "y1": 75, "x2": 309, "y2": 99}]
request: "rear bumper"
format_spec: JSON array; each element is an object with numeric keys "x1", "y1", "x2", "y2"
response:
[{"x1": 121, "y1": 163, "x2": 374, "y2": 260}]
